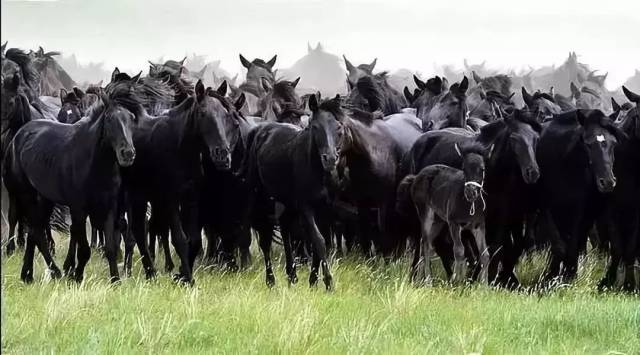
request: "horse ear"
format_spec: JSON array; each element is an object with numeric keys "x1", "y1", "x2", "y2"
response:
[
  {"x1": 622, "y1": 86, "x2": 640, "y2": 103},
  {"x1": 441, "y1": 77, "x2": 449, "y2": 91},
  {"x1": 611, "y1": 97, "x2": 620, "y2": 112},
  {"x1": 343, "y1": 55, "x2": 355, "y2": 73},
  {"x1": 195, "y1": 79, "x2": 205, "y2": 98},
  {"x1": 111, "y1": 67, "x2": 120, "y2": 82},
  {"x1": 472, "y1": 71, "x2": 483, "y2": 84},
  {"x1": 307, "y1": 42, "x2": 313, "y2": 53},
  {"x1": 454, "y1": 143, "x2": 462, "y2": 157},
  {"x1": 131, "y1": 71, "x2": 142, "y2": 83},
  {"x1": 234, "y1": 93, "x2": 246, "y2": 112},
  {"x1": 403, "y1": 87, "x2": 413, "y2": 103},
  {"x1": 96, "y1": 80, "x2": 103, "y2": 87},
  {"x1": 413, "y1": 75, "x2": 426, "y2": 90},
  {"x1": 479, "y1": 89, "x2": 486, "y2": 100},
  {"x1": 1, "y1": 41, "x2": 6, "y2": 53},
  {"x1": 575, "y1": 109, "x2": 589, "y2": 126},
  {"x1": 309, "y1": 93, "x2": 319, "y2": 112},
  {"x1": 216, "y1": 80, "x2": 228, "y2": 96},
  {"x1": 261, "y1": 77, "x2": 273, "y2": 92},
  {"x1": 266, "y1": 55, "x2": 277, "y2": 69},
  {"x1": 60, "y1": 89, "x2": 67, "y2": 104},
  {"x1": 291, "y1": 77, "x2": 300, "y2": 88},
  {"x1": 570, "y1": 82, "x2": 580, "y2": 99},
  {"x1": 368, "y1": 58, "x2": 377, "y2": 72},
  {"x1": 179, "y1": 56, "x2": 187, "y2": 66},
  {"x1": 73, "y1": 87, "x2": 85, "y2": 98},
  {"x1": 231, "y1": 74, "x2": 238, "y2": 85},
  {"x1": 239, "y1": 54, "x2": 251, "y2": 69},
  {"x1": 459, "y1": 76, "x2": 469, "y2": 94},
  {"x1": 522, "y1": 87, "x2": 533, "y2": 107},
  {"x1": 487, "y1": 144, "x2": 495, "y2": 160}
]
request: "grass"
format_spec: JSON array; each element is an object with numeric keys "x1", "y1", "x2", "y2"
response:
[{"x1": 2, "y1": 237, "x2": 639, "y2": 354}]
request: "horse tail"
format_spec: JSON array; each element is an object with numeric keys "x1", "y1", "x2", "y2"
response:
[
  {"x1": 396, "y1": 174, "x2": 416, "y2": 216},
  {"x1": 50, "y1": 204, "x2": 70, "y2": 235}
]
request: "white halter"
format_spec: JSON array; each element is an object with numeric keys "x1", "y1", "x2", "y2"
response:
[{"x1": 464, "y1": 174, "x2": 486, "y2": 216}]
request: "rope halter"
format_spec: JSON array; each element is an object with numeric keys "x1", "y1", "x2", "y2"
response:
[{"x1": 464, "y1": 174, "x2": 486, "y2": 216}]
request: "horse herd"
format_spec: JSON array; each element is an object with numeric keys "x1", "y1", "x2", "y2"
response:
[{"x1": 1, "y1": 44, "x2": 639, "y2": 292}]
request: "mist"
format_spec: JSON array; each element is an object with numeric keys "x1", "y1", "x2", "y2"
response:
[{"x1": 2, "y1": 0, "x2": 639, "y2": 90}]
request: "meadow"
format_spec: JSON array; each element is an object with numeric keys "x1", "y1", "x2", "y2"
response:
[{"x1": 2, "y1": 238, "x2": 639, "y2": 354}]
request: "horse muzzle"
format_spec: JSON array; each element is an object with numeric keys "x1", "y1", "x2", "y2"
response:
[
  {"x1": 522, "y1": 165, "x2": 540, "y2": 184},
  {"x1": 464, "y1": 185, "x2": 481, "y2": 203},
  {"x1": 211, "y1": 147, "x2": 231, "y2": 171},
  {"x1": 596, "y1": 176, "x2": 616, "y2": 193},
  {"x1": 117, "y1": 147, "x2": 136, "y2": 167}
]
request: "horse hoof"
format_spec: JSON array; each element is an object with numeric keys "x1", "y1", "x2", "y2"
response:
[
  {"x1": 324, "y1": 276, "x2": 333, "y2": 291},
  {"x1": 309, "y1": 274, "x2": 319, "y2": 287},
  {"x1": 288, "y1": 274, "x2": 298, "y2": 285},
  {"x1": 21, "y1": 272, "x2": 34, "y2": 284},
  {"x1": 74, "y1": 274, "x2": 84, "y2": 284},
  {"x1": 6, "y1": 247, "x2": 15, "y2": 257},
  {"x1": 50, "y1": 267, "x2": 62, "y2": 280},
  {"x1": 227, "y1": 262, "x2": 239, "y2": 273},
  {"x1": 172, "y1": 273, "x2": 194, "y2": 286},
  {"x1": 266, "y1": 273, "x2": 276, "y2": 288},
  {"x1": 165, "y1": 263, "x2": 174, "y2": 273},
  {"x1": 110, "y1": 276, "x2": 121, "y2": 284},
  {"x1": 145, "y1": 269, "x2": 157, "y2": 280}
]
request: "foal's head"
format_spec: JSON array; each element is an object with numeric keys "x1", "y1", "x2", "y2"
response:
[
  {"x1": 308, "y1": 94, "x2": 344, "y2": 177},
  {"x1": 456, "y1": 142, "x2": 491, "y2": 203},
  {"x1": 58, "y1": 88, "x2": 83, "y2": 123}
]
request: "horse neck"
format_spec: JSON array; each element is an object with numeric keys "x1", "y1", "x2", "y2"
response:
[
  {"x1": 71, "y1": 113, "x2": 117, "y2": 178},
  {"x1": 167, "y1": 101, "x2": 200, "y2": 151}
]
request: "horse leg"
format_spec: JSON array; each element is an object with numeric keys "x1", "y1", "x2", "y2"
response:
[
  {"x1": 279, "y1": 208, "x2": 298, "y2": 285},
  {"x1": 179, "y1": 196, "x2": 202, "y2": 271},
  {"x1": 160, "y1": 228, "x2": 174, "y2": 273},
  {"x1": 301, "y1": 207, "x2": 332, "y2": 290},
  {"x1": 70, "y1": 212, "x2": 90, "y2": 283},
  {"x1": 621, "y1": 213, "x2": 639, "y2": 292},
  {"x1": 33, "y1": 200, "x2": 62, "y2": 280},
  {"x1": 599, "y1": 208, "x2": 621, "y2": 290},
  {"x1": 167, "y1": 206, "x2": 193, "y2": 284},
  {"x1": 90, "y1": 225, "x2": 98, "y2": 249},
  {"x1": 6, "y1": 195, "x2": 19, "y2": 256},
  {"x1": 449, "y1": 224, "x2": 466, "y2": 284},
  {"x1": 46, "y1": 226, "x2": 55, "y2": 256},
  {"x1": 102, "y1": 208, "x2": 121, "y2": 283},
  {"x1": 202, "y1": 224, "x2": 215, "y2": 265},
  {"x1": 472, "y1": 223, "x2": 490, "y2": 285},
  {"x1": 130, "y1": 198, "x2": 157, "y2": 280},
  {"x1": 420, "y1": 208, "x2": 444, "y2": 286},
  {"x1": 357, "y1": 206, "x2": 373, "y2": 258},
  {"x1": 237, "y1": 225, "x2": 252, "y2": 269},
  {"x1": 256, "y1": 215, "x2": 275, "y2": 287}
]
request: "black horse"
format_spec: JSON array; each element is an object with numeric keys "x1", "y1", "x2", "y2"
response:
[
  {"x1": 57, "y1": 87, "x2": 98, "y2": 124},
  {"x1": 257, "y1": 78, "x2": 305, "y2": 124},
  {"x1": 404, "y1": 109, "x2": 541, "y2": 286},
  {"x1": 397, "y1": 142, "x2": 492, "y2": 284},
  {"x1": 338, "y1": 109, "x2": 422, "y2": 257},
  {"x1": 242, "y1": 94, "x2": 343, "y2": 289},
  {"x1": 237, "y1": 54, "x2": 277, "y2": 115},
  {"x1": 3, "y1": 82, "x2": 139, "y2": 283},
  {"x1": 411, "y1": 76, "x2": 470, "y2": 132},
  {"x1": 598, "y1": 87, "x2": 639, "y2": 291},
  {"x1": 122, "y1": 79, "x2": 236, "y2": 285},
  {"x1": 522, "y1": 87, "x2": 563, "y2": 121},
  {"x1": 536, "y1": 109, "x2": 625, "y2": 282},
  {"x1": 347, "y1": 73, "x2": 407, "y2": 116}
]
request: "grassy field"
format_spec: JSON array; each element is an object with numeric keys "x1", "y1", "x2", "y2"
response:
[{"x1": 2, "y1": 238, "x2": 639, "y2": 354}]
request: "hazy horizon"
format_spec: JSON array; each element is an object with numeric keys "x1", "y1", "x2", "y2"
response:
[{"x1": 2, "y1": 0, "x2": 639, "y2": 89}]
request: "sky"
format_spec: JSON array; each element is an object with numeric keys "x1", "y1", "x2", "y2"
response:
[{"x1": 2, "y1": 0, "x2": 639, "y2": 89}]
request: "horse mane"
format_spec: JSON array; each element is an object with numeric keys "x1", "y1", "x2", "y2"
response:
[
  {"x1": 511, "y1": 109, "x2": 542, "y2": 133},
  {"x1": 251, "y1": 59, "x2": 274, "y2": 71},
  {"x1": 459, "y1": 141, "x2": 488, "y2": 157},
  {"x1": 581, "y1": 86, "x2": 600, "y2": 98},
  {"x1": 61, "y1": 91, "x2": 81, "y2": 105},
  {"x1": 138, "y1": 76, "x2": 175, "y2": 106},
  {"x1": 206, "y1": 89, "x2": 233, "y2": 112},
  {"x1": 4, "y1": 48, "x2": 39, "y2": 89},
  {"x1": 272, "y1": 80, "x2": 299, "y2": 103},
  {"x1": 479, "y1": 74, "x2": 512, "y2": 96},
  {"x1": 103, "y1": 80, "x2": 146, "y2": 117},
  {"x1": 355, "y1": 75, "x2": 384, "y2": 111},
  {"x1": 317, "y1": 97, "x2": 345, "y2": 120},
  {"x1": 348, "y1": 107, "x2": 384, "y2": 125}
]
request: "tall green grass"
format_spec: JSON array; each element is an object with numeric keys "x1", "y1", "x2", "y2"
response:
[{"x1": 2, "y1": 239, "x2": 639, "y2": 354}]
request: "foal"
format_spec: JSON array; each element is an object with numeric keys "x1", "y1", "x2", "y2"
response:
[{"x1": 397, "y1": 142, "x2": 492, "y2": 284}]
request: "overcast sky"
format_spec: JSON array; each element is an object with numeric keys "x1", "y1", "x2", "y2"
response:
[{"x1": 2, "y1": 0, "x2": 639, "y2": 89}]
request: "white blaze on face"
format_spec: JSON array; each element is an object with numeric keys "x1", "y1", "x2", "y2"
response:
[
  {"x1": 67, "y1": 109, "x2": 72, "y2": 115},
  {"x1": 596, "y1": 134, "x2": 605, "y2": 142}
]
